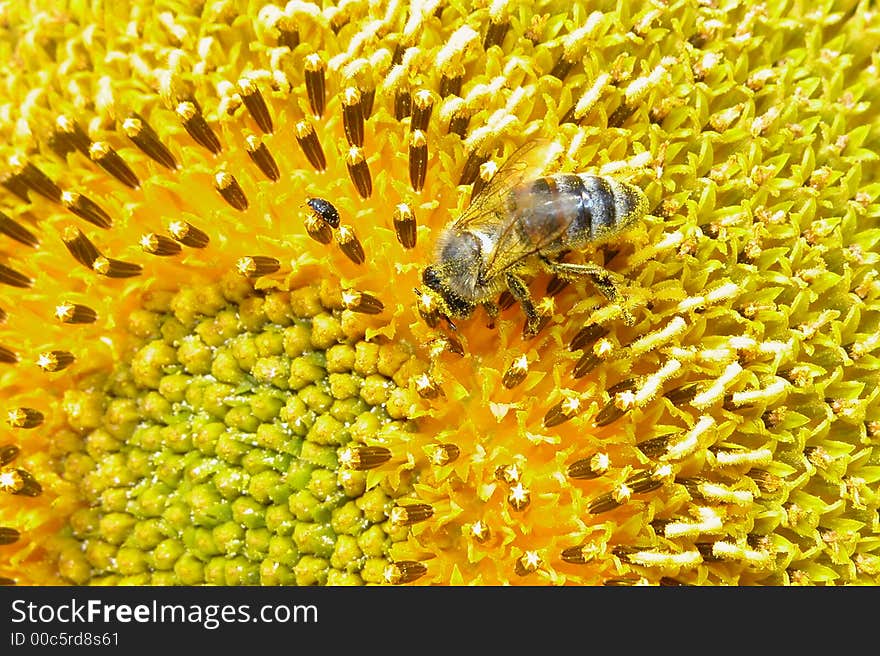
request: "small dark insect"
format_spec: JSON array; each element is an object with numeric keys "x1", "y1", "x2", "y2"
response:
[{"x1": 306, "y1": 197, "x2": 340, "y2": 228}]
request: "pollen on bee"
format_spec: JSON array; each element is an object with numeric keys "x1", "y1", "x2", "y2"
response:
[
  {"x1": 9, "y1": 156, "x2": 62, "y2": 203},
  {"x1": 214, "y1": 171, "x2": 249, "y2": 211},
  {"x1": 430, "y1": 443, "x2": 460, "y2": 466},
  {"x1": 0, "y1": 212, "x2": 38, "y2": 248},
  {"x1": 122, "y1": 114, "x2": 178, "y2": 170},
  {"x1": 0, "y1": 467, "x2": 42, "y2": 497},
  {"x1": 409, "y1": 130, "x2": 428, "y2": 192},
  {"x1": 61, "y1": 191, "x2": 112, "y2": 229},
  {"x1": 339, "y1": 445, "x2": 392, "y2": 470},
  {"x1": 168, "y1": 220, "x2": 210, "y2": 248},
  {"x1": 237, "y1": 78, "x2": 273, "y2": 134},
  {"x1": 384, "y1": 561, "x2": 427, "y2": 585},
  {"x1": 304, "y1": 53, "x2": 326, "y2": 118},
  {"x1": 341, "y1": 289, "x2": 384, "y2": 314},
  {"x1": 294, "y1": 120, "x2": 326, "y2": 172},
  {"x1": 0, "y1": 263, "x2": 32, "y2": 289},
  {"x1": 54, "y1": 302, "x2": 97, "y2": 324},
  {"x1": 61, "y1": 226, "x2": 100, "y2": 268},
  {"x1": 336, "y1": 225, "x2": 365, "y2": 264},
  {"x1": 51, "y1": 115, "x2": 91, "y2": 157},
  {"x1": 391, "y1": 503, "x2": 434, "y2": 527},
  {"x1": 514, "y1": 551, "x2": 541, "y2": 576},
  {"x1": 502, "y1": 355, "x2": 529, "y2": 389},
  {"x1": 414, "y1": 373, "x2": 442, "y2": 399},
  {"x1": 88, "y1": 141, "x2": 140, "y2": 189},
  {"x1": 567, "y1": 452, "x2": 610, "y2": 480},
  {"x1": 469, "y1": 520, "x2": 490, "y2": 543},
  {"x1": 345, "y1": 146, "x2": 372, "y2": 199},
  {"x1": 342, "y1": 86, "x2": 365, "y2": 148},
  {"x1": 36, "y1": 350, "x2": 75, "y2": 372},
  {"x1": 244, "y1": 134, "x2": 280, "y2": 181},
  {"x1": 0, "y1": 527, "x2": 19, "y2": 545},
  {"x1": 6, "y1": 408, "x2": 43, "y2": 429},
  {"x1": 236, "y1": 256, "x2": 281, "y2": 278},
  {"x1": 92, "y1": 256, "x2": 142, "y2": 279},
  {"x1": 410, "y1": 89, "x2": 434, "y2": 131},
  {"x1": 140, "y1": 233, "x2": 182, "y2": 257},
  {"x1": 176, "y1": 101, "x2": 222, "y2": 154},
  {"x1": 392, "y1": 203, "x2": 417, "y2": 249},
  {"x1": 543, "y1": 394, "x2": 581, "y2": 428}
]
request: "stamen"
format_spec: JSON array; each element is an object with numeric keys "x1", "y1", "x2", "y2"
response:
[
  {"x1": 0, "y1": 346, "x2": 17, "y2": 363},
  {"x1": 395, "y1": 89, "x2": 412, "y2": 120},
  {"x1": 342, "y1": 87, "x2": 364, "y2": 147},
  {"x1": 236, "y1": 256, "x2": 281, "y2": 278},
  {"x1": 567, "y1": 452, "x2": 610, "y2": 479},
  {"x1": 439, "y1": 73, "x2": 462, "y2": 97},
  {"x1": 448, "y1": 107, "x2": 470, "y2": 136},
  {"x1": 304, "y1": 54, "x2": 326, "y2": 118},
  {"x1": 544, "y1": 394, "x2": 581, "y2": 428},
  {"x1": 36, "y1": 350, "x2": 75, "y2": 372},
  {"x1": 245, "y1": 135, "x2": 280, "y2": 181},
  {"x1": 470, "y1": 521, "x2": 490, "y2": 543},
  {"x1": 458, "y1": 149, "x2": 489, "y2": 185},
  {"x1": 92, "y1": 256, "x2": 142, "y2": 278},
  {"x1": 11, "y1": 157, "x2": 62, "y2": 203},
  {"x1": 384, "y1": 561, "x2": 426, "y2": 585},
  {"x1": 7, "y1": 407, "x2": 43, "y2": 429},
  {"x1": 339, "y1": 445, "x2": 392, "y2": 471},
  {"x1": 168, "y1": 220, "x2": 209, "y2": 248},
  {"x1": 502, "y1": 355, "x2": 529, "y2": 389},
  {"x1": 0, "y1": 445, "x2": 19, "y2": 465},
  {"x1": 345, "y1": 146, "x2": 372, "y2": 198},
  {"x1": 304, "y1": 213, "x2": 333, "y2": 244},
  {"x1": 514, "y1": 551, "x2": 540, "y2": 576},
  {"x1": 545, "y1": 275, "x2": 569, "y2": 297},
  {"x1": 140, "y1": 233, "x2": 182, "y2": 257},
  {"x1": 0, "y1": 170, "x2": 30, "y2": 201},
  {"x1": 54, "y1": 302, "x2": 97, "y2": 324},
  {"x1": 470, "y1": 160, "x2": 497, "y2": 202},
  {"x1": 430, "y1": 443, "x2": 460, "y2": 466},
  {"x1": 61, "y1": 191, "x2": 112, "y2": 229},
  {"x1": 0, "y1": 527, "x2": 19, "y2": 545},
  {"x1": 416, "y1": 291, "x2": 440, "y2": 328},
  {"x1": 393, "y1": 203, "x2": 417, "y2": 249},
  {"x1": 391, "y1": 503, "x2": 434, "y2": 526},
  {"x1": 415, "y1": 373, "x2": 442, "y2": 399},
  {"x1": 569, "y1": 324, "x2": 610, "y2": 352},
  {"x1": 176, "y1": 101, "x2": 223, "y2": 154},
  {"x1": 88, "y1": 141, "x2": 140, "y2": 189},
  {"x1": 0, "y1": 212, "x2": 38, "y2": 248},
  {"x1": 238, "y1": 78, "x2": 273, "y2": 134},
  {"x1": 214, "y1": 171, "x2": 249, "y2": 211},
  {"x1": 411, "y1": 89, "x2": 434, "y2": 131},
  {"x1": 51, "y1": 115, "x2": 91, "y2": 157},
  {"x1": 0, "y1": 467, "x2": 42, "y2": 496},
  {"x1": 484, "y1": 16, "x2": 510, "y2": 49},
  {"x1": 409, "y1": 130, "x2": 428, "y2": 192},
  {"x1": 122, "y1": 114, "x2": 178, "y2": 170},
  {"x1": 507, "y1": 482, "x2": 531, "y2": 511},
  {"x1": 561, "y1": 544, "x2": 600, "y2": 565},
  {"x1": 294, "y1": 120, "x2": 326, "y2": 171},
  {"x1": 341, "y1": 289, "x2": 384, "y2": 315},
  {"x1": 498, "y1": 290, "x2": 516, "y2": 310},
  {"x1": 61, "y1": 226, "x2": 100, "y2": 268},
  {"x1": 336, "y1": 225, "x2": 365, "y2": 264}
]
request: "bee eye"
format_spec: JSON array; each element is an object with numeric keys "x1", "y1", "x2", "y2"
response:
[{"x1": 422, "y1": 266, "x2": 442, "y2": 291}]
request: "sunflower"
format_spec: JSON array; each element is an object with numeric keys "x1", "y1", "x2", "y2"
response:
[{"x1": 1, "y1": 0, "x2": 879, "y2": 586}]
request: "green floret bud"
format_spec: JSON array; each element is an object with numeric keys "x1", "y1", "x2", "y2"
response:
[
  {"x1": 259, "y1": 560, "x2": 295, "y2": 585},
  {"x1": 215, "y1": 432, "x2": 251, "y2": 464},
  {"x1": 213, "y1": 520, "x2": 245, "y2": 555},
  {"x1": 308, "y1": 469, "x2": 340, "y2": 500},
  {"x1": 288, "y1": 287, "x2": 323, "y2": 317},
  {"x1": 298, "y1": 384, "x2": 333, "y2": 413},
  {"x1": 85, "y1": 428, "x2": 123, "y2": 458},
  {"x1": 238, "y1": 296, "x2": 267, "y2": 332},
  {"x1": 187, "y1": 527, "x2": 220, "y2": 558},
  {"x1": 308, "y1": 413, "x2": 348, "y2": 445},
  {"x1": 288, "y1": 490, "x2": 321, "y2": 522},
  {"x1": 326, "y1": 570, "x2": 363, "y2": 586},
  {"x1": 293, "y1": 555, "x2": 329, "y2": 585},
  {"x1": 325, "y1": 344, "x2": 356, "y2": 372},
  {"x1": 328, "y1": 372, "x2": 361, "y2": 400},
  {"x1": 99, "y1": 488, "x2": 129, "y2": 513},
  {"x1": 268, "y1": 535, "x2": 300, "y2": 566},
  {"x1": 280, "y1": 395, "x2": 314, "y2": 437},
  {"x1": 160, "y1": 422, "x2": 193, "y2": 453},
  {"x1": 161, "y1": 502, "x2": 190, "y2": 532},
  {"x1": 153, "y1": 539, "x2": 185, "y2": 570},
  {"x1": 231, "y1": 496, "x2": 266, "y2": 528},
  {"x1": 330, "y1": 398, "x2": 367, "y2": 424},
  {"x1": 310, "y1": 313, "x2": 344, "y2": 349},
  {"x1": 245, "y1": 528, "x2": 271, "y2": 559},
  {"x1": 116, "y1": 547, "x2": 149, "y2": 575},
  {"x1": 286, "y1": 460, "x2": 314, "y2": 491},
  {"x1": 193, "y1": 421, "x2": 225, "y2": 455},
  {"x1": 211, "y1": 347, "x2": 247, "y2": 384},
  {"x1": 288, "y1": 354, "x2": 326, "y2": 391},
  {"x1": 213, "y1": 466, "x2": 248, "y2": 500},
  {"x1": 354, "y1": 341, "x2": 380, "y2": 376},
  {"x1": 330, "y1": 534, "x2": 363, "y2": 571},
  {"x1": 130, "y1": 519, "x2": 166, "y2": 550},
  {"x1": 195, "y1": 309, "x2": 240, "y2": 347},
  {"x1": 331, "y1": 501, "x2": 367, "y2": 536},
  {"x1": 224, "y1": 405, "x2": 261, "y2": 432},
  {"x1": 225, "y1": 557, "x2": 260, "y2": 585},
  {"x1": 255, "y1": 327, "x2": 285, "y2": 356},
  {"x1": 158, "y1": 372, "x2": 190, "y2": 403},
  {"x1": 249, "y1": 470, "x2": 286, "y2": 504},
  {"x1": 265, "y1": 504, "x2": 296, "y2": 535},
  {"x1": 230, "y1": 333, "x2": 259, "y2": 372},
  {"x1": 85, "y1": 540, "x2": 118, "y2": 570},
  {"x1": 204, "y1": 557, "x2": 227, "y2": 585},
  {"x1": 282, "y1": 323, "x2": 312, "y2": 358},
  {"x1": 151, "y1": 572, "x2": 178, "y2": 585},
  {"x1": 127, "y1": 309, "x2": 162, "y2": 339},
  {"x1": 188, "y1": 484, "x2": 229, "y2": 525},
  {"x1": 131, "y1": 341, "x2": 177, "y2": 389},
  {"x1": 252, "y1": 356, "x2": 291, "y2": 389},
  {"x1": 200, "y1": 382, "x2": 235, "y2": 419},
  {"x1": 173, "y1": 554, "x2": 205, "y2": 585},
  {"x1": 361, "y1": 558, "x2": 389, "y2": 584},
  {"x1": 69, "y1": 508, "x2": 100, "y2": 539},
  {"x1": 360, "y1": 374, "x2": 390, "y2": 405},
  {"x1": 263, "y1": 291, "x2": 294, "y2": 326},
  {"x1": 103, "y1": 398, "x2": 140, "y2": 440},
  {"x1": 176, "y1": 335, "x2": 213, "y2": 375},
  {"x1": 299, "y1": 441, "x2": 338, "y2": 469},
  {"x1": 254, "y1": 422, "x2": 290, "y2": 451}
]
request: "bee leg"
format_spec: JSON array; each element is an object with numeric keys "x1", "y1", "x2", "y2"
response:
[
  {"x1": 481, "y1": 301, "x2": 500, "y2": 329},
  {"x1": 504, "y1": 272, "x2": 541, "y2": 336},
  {"x1": 541, "y1": 259, "x2": 635, "y2": 325}
]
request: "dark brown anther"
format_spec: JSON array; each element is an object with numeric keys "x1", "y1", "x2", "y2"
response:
[
  {"x1": 507, "y1": 483, "x2": 531, "y2": 511},
  {"x1": 391, "y1": 503, "x2": 434, "y2": 527},
  {"x1": 0, "y1": 527, "x2": 20, "y2": 545},
  {"x1": 341, "y1": 289, "x2": 384, "y2": 315},
  {"x1": 89, "y1": 141, "x2": 140, "y2": 189},
  {"x1": 393, "y1": 203, "x2": 417, "y2": 249},
  {"x1": 394, "y1": 89, "x2": 412, "y2": 120},
  {"x1": 336, "y1": 225, "x2": 365, "y2": 264},
  {"x1": 569, "y1": 324, "x2": 610, "y2": 352},
  {"x1": 448, "y1": 108, "x2": 470, "y2": 137},
  {"x1": 14, "y1": 158, "x2": 62, "y2": 203},
  {"x1": 122, "y1": 114, "x2": 178, "y2": 170},
  {"x1": 439, "y1": 73, "x2": 462, "y2": 97},
  {"x1": 294, "y1": 120, "x2": 326, "y2": 171},
  {"x1": 277, "y1": 20, "x2": 299, "y2": 48},
  {"x1": 484, "y1": 18, "x2": 510, "y2": 49},
  {"x1": 340, "y1": 445, "x2": 392, "y2": 471},
  {"x1": 168, "y1": 220, "x2": 209, "y2": 248},
  {"x1": 748, "y1": 469, "x2": 782, "y2": 494},
  {"x1": 559, "y1": 104, "x2": 580, "y2": 126},
  {"x1": 0, "y1": 212, "x2": 38, "y2": 248},
  {"x1": 664, "y1": 383, "x2": 701, "y2": 407},
  {"x1": 177, "y1": 101, "x2": 223, "y2": 154},
  {"x1": 502, "y1": 356, "x2": 529, "y2": 389},
  {"x1": 1, "y1": 468, "x2": 41, "y2": 496},
  {"x1": 523, "y1": 309, "x2": 551, "y2": 339},
  {"x1": 430, "y1": 443, "x2": 460, "y2": 466},
  {"x1": 410, "y1": 89, "x2": 434, "y2": 131},
  {"x1": 36, "y1": 350, "x2": 75, "y2": 372},
  {"x1": 594, "y1": 400, "x2": 627, "y2": 427},
  {"x1": 245, "y1": 135, "x2": 280, "y2": 181},
  {"x1": 238, "y1": 78, "x2": 273, "y2": 134},
  {"x1": 544, "y1": 395, "x2": 581, "y2": 428},
  {"x1": 345, "y1": 146, "x2": 372, "y2": 199},
  {"x1": 384, "y1": 561, "x2": 427, "y2": 585},
  {"x1": 304, "y1": 213, "x2": 333, "y2": 244},
  {"x1": 361, "y1": 87, "x2": 376, "y2": 118},
  {"x1": 572, "y1": 353, "x2": 600, "y2": 378},
  {"x1": 409, "y1": 130, "x2": 428, "y2": 192},
  {"x1": 0, "y1": 445, "x2": 19, "y2": 466},
  {"x1": 637, "y1": 436, "x2": 670, "y2": 458},
  {"x1": 342, "y1": 87, "x2": 364, "y2": 147},
  {"x1": 458, "y1": 149, "x2": 489, "y2": 186},
  {"x1": 51, "y1": 115, "x2": 91, "y2": 158},
  {"x1": 495, "y1": 464, "x2": 521, "y2": 484},
  {"x1": 0, "y1": 346, "x2": 17, "y2": 364},
  {"x1": 546, "y1": 275, "x2": 569, "y2": 297},
  {"x1": 0, "y1": 307, "x2": 6, "y2": 324},
  {"x1": 214, "y1": 172, "x2": 249, "y2": 211},
  {"x1": 514, "y1": 552, "x2": 540, "y2": 576},
  {"x1": 415, "y1": 373, "x2": 442, "y2": 399},
  {"x1": 627, "y1": 469, "x2": 665, "y2": 494},
  {"x1": 695, "y1": 542, "x2": 722, "y2": 562},
  {"x1": 612, "y1": 545, "x2": 640, "y2": 563},
  {"x1": 92, "y1": 257, "x2": 142, "y2": 279},
  {"x1": 391, "y1": 43, "x2": 405, "y2": 65},
  {"x1": 550, "y1": 56, "x2": 575, "y2": 80},
  {"x1": 54, "y1": 302, "x2": 97, "y2": 324},
  {"x1": 561, "y1": 545, "x2": 596, "y2": 565},
  {"x1": 0, "y1": 577, "x2": 14, "y2": 585},
  {"x1": 603, "y1": 576, "x2": 646, "y2": 587},
  {"x1": 304, "y1": 54, "x2": 326, "y2": 118},
  {"x1": 567, "y1": 452, "x2": 610, "y2": 480},
  {"x1": 1, "y1": 171, "x2": 30, "y2": 201},
  {"x1": 61, "y1": 192, "x2": 112, "y2": 229},
  {"x1": 442, "y1": 335, "x2": 465, "y2": 356},
  {"x1": 0, "y1": 264, "x2": 31, "y2": 289},
  {"x1": 62, "y1": 226, "x2": 100, "y2": 269},
  {"x1": 498, "y1": 290, "x2": 516, "y2": 310},
  {"x1": 7, "y1": 407, "x2": 43, "y2": 429},
  {"x1": 416, "y1": 291, "x2": 440, "y2": 328},
  {"x1": 470, "y1": 160, "x2": 497, "y2": 203},
  {"x1": 236, "y1": 256, "x2": 281, "y2": 278},
  {"x1": 588, "y1": 491, "x2": 624, "y2": 514},
  {"x1": 608, "y1": 102, "x2": 636, "y2": 128},
  {"x1": 140, "y1": 233, "x2": 182, "y2": 257}
]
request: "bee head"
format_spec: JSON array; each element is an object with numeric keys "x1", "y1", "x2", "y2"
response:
[{"x1": 419, "y1": 266, "x2": 475, "y2": 326}]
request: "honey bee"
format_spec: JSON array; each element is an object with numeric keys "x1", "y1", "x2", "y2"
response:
[{"x1": 419, "y1": 139, "x2": 649, "y2": 335}]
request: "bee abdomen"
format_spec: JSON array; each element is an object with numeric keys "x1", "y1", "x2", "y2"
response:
[{"x1": 561, "y1": 174, "x2": 647, "y2": 240}]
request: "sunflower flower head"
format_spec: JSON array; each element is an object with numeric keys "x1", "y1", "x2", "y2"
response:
[{"x1": 1, "y1": 0, "x2": 879, "y2": 586}]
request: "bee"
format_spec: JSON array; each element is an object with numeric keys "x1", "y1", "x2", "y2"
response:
[{"x1": 419, "y1": 139, "x2": 650, "y2": 335}]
